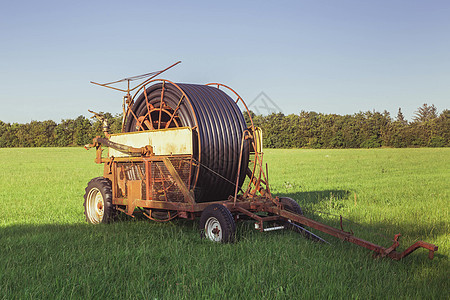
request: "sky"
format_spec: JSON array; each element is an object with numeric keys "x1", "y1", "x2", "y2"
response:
[{"x1": 1, "y1": 0, "x2": 449, "y2": 123}]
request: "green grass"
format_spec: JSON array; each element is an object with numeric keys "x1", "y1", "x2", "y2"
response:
[{"x1": 0, "y1": 147, "x2": 448, "y2": 299}]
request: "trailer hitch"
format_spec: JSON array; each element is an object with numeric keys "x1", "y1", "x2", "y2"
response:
[
  {"x1": 376, "y1": 234, "x2": 438, "y2": 260},
  {"x1": 268, "y1": 206, "x2": 439, "y2": 260}
]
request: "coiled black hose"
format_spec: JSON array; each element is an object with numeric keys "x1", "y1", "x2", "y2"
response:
[{"x1": 124, "y1": 82, "x2": 249, "y2": 202}]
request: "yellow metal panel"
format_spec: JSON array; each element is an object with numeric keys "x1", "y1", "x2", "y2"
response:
[
  {"x1": 254, "y1": 127, "x2": 263, "y2": 153},
  {"x1": 108, "y1": 127, "x2": 193, "y2": 157}
]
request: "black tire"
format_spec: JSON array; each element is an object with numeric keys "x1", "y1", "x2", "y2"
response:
[
  {"x1": 280, "y1": 197, "x2": 303, "y2": 215},
  {"x1": 83, "y1": 177, "x2": 117, "y2": 224},
  {"x1": 199, "y1": 204, "x2": 236, "y2": 243},
  {"x1": 279, "y1": 197, "x2": 304, "y2": 232}
]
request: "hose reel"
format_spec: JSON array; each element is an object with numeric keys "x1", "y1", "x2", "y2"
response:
[{"x1": 124, "y1": 81, "x2": 250, "y2": 203}]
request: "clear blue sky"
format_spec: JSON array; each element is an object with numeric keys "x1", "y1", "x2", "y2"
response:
[{"x1": 1, "y1": 0, "x2": 449, "y2": 123}]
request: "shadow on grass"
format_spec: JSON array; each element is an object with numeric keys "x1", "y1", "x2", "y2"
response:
[
  {"x1": 0, "y1": 189, "x2": 445, "y2": 266},
  {"x1": 277, "y1": 189, "x2": 351, "y2": 206},
  {"x1": 0, "y1": 220, "x2": 446, "y2": 299},
  {"x1": 272, "y1": 191, "x2": 446, "y2": 262},
  {"x1": 0, "y1": 218, "x2": 444, "y2": 262},
  {"x1": 275, "y1": 190, "x2": 445, "y2": 239}
]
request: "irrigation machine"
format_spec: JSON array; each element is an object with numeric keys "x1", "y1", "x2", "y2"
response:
[{"x1": 84, "y1": 62, "x2": 438, "y2": 260}]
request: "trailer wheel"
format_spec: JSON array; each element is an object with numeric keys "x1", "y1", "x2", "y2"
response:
[
  {"x1": 84, "y1": 177, "x2": 116, "y2": 224},
  {"x1": 279, "y1": 197, "x2": 305, "y2": 232},
  {"x1": 280, "y1": 197, "x2": 303, "y2": 215},
  {"x1": 200, "y1": 204, "x2": 236, "y2": 243}
]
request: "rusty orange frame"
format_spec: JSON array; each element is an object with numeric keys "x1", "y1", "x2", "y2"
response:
[{"x1": 88, "y1": 72, "x2": 438, "y2": 260}]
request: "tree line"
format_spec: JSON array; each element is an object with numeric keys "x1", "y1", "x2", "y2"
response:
[
  {"x1": 245, "y1": 104, "x2": 449, "y2": 148},
  {"x1": 0, "y1": 113, "x2": 123, "y2": 148},
  {"x1": 0, "y1": 104, "x2": 448, "y2": 148}
]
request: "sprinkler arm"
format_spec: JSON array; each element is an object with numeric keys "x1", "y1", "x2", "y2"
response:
[
  {"x1": 85, "y1": 137, "x2": 154, "y2": 163},
  {"x1": 88, "y1": 110, "x2": 111, "y2": 138}
]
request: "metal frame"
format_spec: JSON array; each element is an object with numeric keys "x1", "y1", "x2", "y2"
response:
[{"x1": 87, "y1": 66, "x2": 438, "y2": 260}]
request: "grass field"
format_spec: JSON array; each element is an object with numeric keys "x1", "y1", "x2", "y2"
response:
[{"x1": 0, "y1": 147, "x2": 448, "y2": 299}]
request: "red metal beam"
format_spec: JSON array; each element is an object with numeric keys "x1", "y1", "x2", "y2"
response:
[{"x1": 267, "y1": 206, "x2": 438, "y2": 260}]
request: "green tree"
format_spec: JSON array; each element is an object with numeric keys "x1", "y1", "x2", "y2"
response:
[
  {"x1": 413, "y1": 103, "x2": 437, "y2": 123},
  {"x1": 29, "y1": 120, "x2": 57, "y2": 147},
  {"x1": 55, "y1": 119, "x2": 75, "y2": 146},
  {"x1": 429, "y1": 109, "x2": 449, "y2": 147},
  {"x1": 396, "y1": 107, "x2": 408, "y2": 125}
]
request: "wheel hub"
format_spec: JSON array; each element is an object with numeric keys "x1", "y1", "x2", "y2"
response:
[
  {"x1": 86, "y1": 188, "x2": 104, "y2": 224},
  {"x1": 205, "y1": 217, "x2": 222, "y2": 242}
]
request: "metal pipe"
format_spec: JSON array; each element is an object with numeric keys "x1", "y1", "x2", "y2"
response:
[{"x1": 268, "y1": 206, "x2": 438, "y2": 260}]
